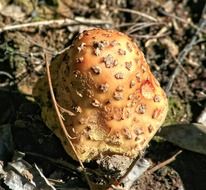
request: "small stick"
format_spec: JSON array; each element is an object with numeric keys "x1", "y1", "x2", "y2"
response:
[
  {"x1": 0, "y1": 71, "x2": 14, "y2": 87},
  {"x1": 34, "y1": 164, "x2": 56, "y2": 190},
  {"x1": 126, "y1": 22, "x2": 164, "y2": 34},
  {"x1": 113, "y1": 7, "x2": 157, "y2": 22},
  {"x1": 131, "y1": 32, "x2": 169, "y2": 40},
  {"x1": 147, "y1": 150, "x2": 182, "y2": 174},
  {"x1": 25, "y1": 151, "x2": 79, "y2": 173},
  {"x1": 0, "y1": 17, "x2": 112, "y2": 33}
]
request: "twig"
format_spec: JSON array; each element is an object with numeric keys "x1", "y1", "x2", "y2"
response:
[
  {"x1": 172, "y1": 56, "x2": 189, "y2": 76},
  {"x1": 147, "y1": 150, "x2": 182, "y2": 174},
  {"x1": 166, "y1": 3, "x2": 206, "y2": 94},
  {"x1": 112, "y1": 7, "x2": 157, "y2": 22},
  {"x1": 34, "y1": 164, "x2": 56, "y2": 190},
  {"x1": 131, "y1": 32, "x2": 169, "y2": 39},
  {"x1": 158, "y1": 8, "x2": 206, "y2": 34},
  {"x1": 0, "y1": 17, "x2": 112, "y2": 33},
  {"x1": 126, "y1": 22, "x2": 164, "y2": 34},
  {"x1": 0, "y1": 71, "x2": 13, "y2": 79},
  {"x1": 25, "y1": 151, "x2": 79, "y2": 174},
  {"x1": 0, "y1": 71, "x2": 14, "y2": 87},
  {"x1": 44, "y1": 53, "x2": 92, "y2": 189}
]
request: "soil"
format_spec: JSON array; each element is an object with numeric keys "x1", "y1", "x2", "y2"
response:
[{"x1": 0, "y1": 0, "x2": 205, "y2": 189}]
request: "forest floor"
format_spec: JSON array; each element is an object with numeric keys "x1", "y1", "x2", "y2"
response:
[{"x1": 0, "y1": 0, "x2": 206, "y2": 189}]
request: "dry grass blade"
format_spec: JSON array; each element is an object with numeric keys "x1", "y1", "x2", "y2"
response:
[
  {"x1": 0, "y1": 71, "x2": 14, "y2": 87},
  {"x1": 57, "y1": 104, "x2": 76, "y2": 116},
  {"x1": 112, "y1": 7, "x2": 157, "y2": 22},
  {"x1": 44, "y1": 52, "x2": 92, "y2": 190},
  {"x1": 0, "y1": 17, "x2": 112, "y2": 33},
  {"x1": 131, "y1": 32, "x2": 169, "y2": 40},
  {"x1": 126, "y1": 22, "x2": 164, "y2": 34},
  {"x1": 26, "y1": 151, "x2": 79, "y2": 173}
]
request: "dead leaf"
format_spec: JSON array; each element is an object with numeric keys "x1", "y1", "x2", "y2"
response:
[
  {"x1": 0, "y1": 124, "x2": 14, "y2": 161},
  {"x1": 5, "y1": 170, "x2": 35, "y2": 190},
  {"x1": 158, "y1": 123, "x2": 206, "y2": 155},
  {"x1": 3, "y1": 151, "x2": 56, "y2": 190}
]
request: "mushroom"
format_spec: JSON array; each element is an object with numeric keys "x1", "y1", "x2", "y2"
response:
[{"x1": 33, "y1": 28, "x2": 168, "y2": 162}]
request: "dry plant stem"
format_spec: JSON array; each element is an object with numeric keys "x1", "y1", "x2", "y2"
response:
[
  {"x1": 57, "y1": 103, "x2": 75, "y2": 116},
  {"x1": 166, "y1": 3, "x2": 206, "y2": 94},
  {"x1": 0, "y1": 71, "x2": 14, "y2": 87},
  {"x1": 34, "y1": 164, "x2": 56, "y2": 190},
  {"x1": 126, "y1": 22, "x2": 164, "y2": 34},
  {"x1": 148, "y1": 150, "x2": 182, "y2": 174},
  {"x1": 113, "y1": 7, "x2": 157, "y2": 22},
  {"x1": 44, "y1": 53, "x2": 92, "y2": 190},
  {"x1": 131, "y1": 32, "x2": 169, "y2": 39},
  {"x1": 0, "y1": 17, "x2": 112, "y2": 33},
  {"x1": 25, "y1": 152, "x2": 80, "y2": 174},
  {"x1": 172, "y1": 56, "x2": 189, "y2": 76},
  {"x1": 115, "y1": 22, "x2": 136, "y2": 28}
]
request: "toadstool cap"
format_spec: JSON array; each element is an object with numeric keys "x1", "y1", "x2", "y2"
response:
[{"x1": 34, "y1": 28, "x2": 168, "y2": 162}]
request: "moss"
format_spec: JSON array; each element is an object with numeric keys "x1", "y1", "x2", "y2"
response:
[
  {"x1": 152, "y1": 136, "x2": 166, "y2": 143},
  {"x1": 163, "y1": 96, "x2": 191, "y2": 126}
]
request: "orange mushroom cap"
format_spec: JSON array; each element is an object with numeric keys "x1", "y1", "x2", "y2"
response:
[{"x1": 33, "y1": 28, "x2": 168, "y2": 162}]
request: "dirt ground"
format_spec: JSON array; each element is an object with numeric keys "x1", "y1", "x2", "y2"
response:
[{"x1": 0, "y1": 0, "x2": 206, "y2": 189}]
